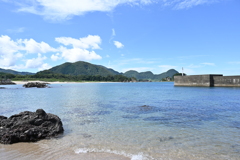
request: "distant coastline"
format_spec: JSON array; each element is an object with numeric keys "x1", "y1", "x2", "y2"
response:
[{"x1": 12, "y1": 80, "x2": 121, "y2": 85}]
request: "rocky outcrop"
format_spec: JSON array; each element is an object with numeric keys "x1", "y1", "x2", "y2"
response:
[
  {"x1": 0, "y1": 79, "x2": 16, "y2": 85},
  {"x1": 23, "y1": 82, "x2": 49, "y2": 88},
  {"x1": 0, "y1": 109, "x2": 64, "y2": 144}
]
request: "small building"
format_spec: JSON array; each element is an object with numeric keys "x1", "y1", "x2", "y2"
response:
[{"x1": 174, "y1": 74, "x2": 240, "y2": 87}]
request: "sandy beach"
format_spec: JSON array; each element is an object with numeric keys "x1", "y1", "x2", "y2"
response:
[{"x1": 12, "y1": 80, "x2": 113, "y2": 85}]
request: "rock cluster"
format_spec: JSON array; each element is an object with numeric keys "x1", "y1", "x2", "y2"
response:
[
  {"x1": 23, "y1": 82, "x2": 49, "y2": 88},
  {"x1": 0, "y1": 109, "x2": 64, "y2": 144},
  {"x1": 0, "y1": 79, "x2": 16, "y2": 85}
]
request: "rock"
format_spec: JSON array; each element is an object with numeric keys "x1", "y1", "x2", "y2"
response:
[
  {"x1": 0, "y1": 109, "x2": 64, "y2": 144},
  {"x1": 0, "y1": 79, "x2": 16, "y2": 85},
  {"x1": 23, "y1": 82, "x2": 49, "y2": 88}
]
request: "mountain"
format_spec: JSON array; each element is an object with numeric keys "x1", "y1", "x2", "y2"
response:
[
  {"x1": 123, "y1": 69, "x2": 179, "y2": 81},
  {"x1": 40, "y1": 61, "x2": 178, "y2": 81},
  {"x1": 48, "y1": 61, "x2": 120, "y2": 76},
  {"x1": 1, "y1": 61, "x2": 179, "y2": 81},
  {"x1": 0, "y1": 68, "x2": 34, "y2": 75}
]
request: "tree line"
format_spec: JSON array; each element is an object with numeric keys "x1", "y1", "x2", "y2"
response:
[{"x1": 0, "y1": 71, "x2": 135, "y2": 82}]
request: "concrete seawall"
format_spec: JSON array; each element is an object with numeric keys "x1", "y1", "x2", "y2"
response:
[
  {"x1": 174, "y1": 75, "x2": 240, "y2": 87},
  {"x1": 213, "y1": 76, "x2": 240, "y2": 87}
]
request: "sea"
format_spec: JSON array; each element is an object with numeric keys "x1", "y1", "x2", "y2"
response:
[{"x1": 0, "y1": 82, "x2": 240, "y2": 160}]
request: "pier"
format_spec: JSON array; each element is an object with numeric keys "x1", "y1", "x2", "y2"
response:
[{"x1": 174, "y1": 74, "x2": 240, "y2": 87}]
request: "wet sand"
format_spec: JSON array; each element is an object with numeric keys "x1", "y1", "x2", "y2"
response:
[{"x1": 0, "y1": 142, "x2": 130, "y2": 160}]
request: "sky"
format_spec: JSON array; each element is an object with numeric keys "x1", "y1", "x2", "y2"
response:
[{"x1": 0, "y1": 0, "x2": 240, "y2": 75}]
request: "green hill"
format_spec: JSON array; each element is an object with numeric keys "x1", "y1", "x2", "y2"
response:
[
  {"x1": 40, "y1": 61, "x2": 179, "y2": 81},
  {"x1": 49, "y1": 61, "x2": 119, "y2": 76},
  {"x1": 0, "y1": 68, "x2": 34, "y2": 75},
  {"x1": 1, "y1": 61, "x2": 179, "y2": 81},
  {"x1": 123, "y1": 69, "x2": 178, "y2": 81}
]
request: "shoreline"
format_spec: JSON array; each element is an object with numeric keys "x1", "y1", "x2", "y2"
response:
[{"x1": 12, "y1": 80, "x2": 119, "y2": 85}]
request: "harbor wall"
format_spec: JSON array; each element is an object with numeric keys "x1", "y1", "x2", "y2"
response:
[
  {"x1": 174, "y1": 74, "x2": 240, "y2": 87},
  {"x1": 213, "y1": 76, "x2": 240, "y2": 87}
]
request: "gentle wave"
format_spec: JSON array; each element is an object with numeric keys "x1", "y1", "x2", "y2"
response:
[{"x1": 75, "y1": 148, "x2": 153, "y2": 160}]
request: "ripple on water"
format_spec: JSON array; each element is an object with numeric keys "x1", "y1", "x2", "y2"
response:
[
  {"x1": 121, "y1": 115, "x2": 140, "y2": 119},
  {"x1": 121, "y1": 105, "x2": 161, "y2": 115},
  {"x1": 229, "y1": 121, "x2": 240, "y2": 129},
  {"x1": 79, "y1": 118, "x2": 101, "y2": 125}
]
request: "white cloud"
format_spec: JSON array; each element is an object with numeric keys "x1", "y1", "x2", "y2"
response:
[
  {"x1": 114, "y1": 41, "x2": 124, "y2": 48},
  {"x1": 24, "y1": 53, "x2": 51, "y2": 71},
  {"x1": 163, "y1": 0, "x2": 220, "y2": 10},
  {"x1": 109, "y1": 28, "x2": 116, "y2": 43},
  {"x1": 21, "y1": 38, "x2": 57, "y2": 54},
  {"x1": 0, "y1": 35, "x2": 103, "y2": 70},
  {"x1": 56, "y1": 35, "x2": 102, "y2": 62},
  {"x1": 201, "y1": 62, "x2": 215, "y2": 66},
  {"x1": 38, "y1": 63, "x2": 52, "y2": 71},
  {"x1": 25, "y1": 53, "x2": 47, "y2": 68},
  {"x1": 0, "y1": 35, "x2": 23, "y2": 67},
  {"x1": 15, "y1": 0, "x2": 154, "y2": 21},
  {"x1": 51, "y1": 53, "x2": 61, "y2": 61},
  {"x1": 60, "y1": 47, "x2": 101, "y2": 62},
  {"x1": 56, "y1": 35, "x2": 101, "y2": 49},
  {"x1": 112, "y1": 29, "x2": 116, "y2": 36}
]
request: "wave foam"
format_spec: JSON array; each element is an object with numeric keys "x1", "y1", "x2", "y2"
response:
[{"x1": 74, "y1": 148, "x2": 152, "y2": 160}]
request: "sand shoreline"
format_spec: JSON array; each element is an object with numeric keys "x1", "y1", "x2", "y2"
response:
[{"x1": 12, "y1": 80, "x2": 117, "y2": 85}]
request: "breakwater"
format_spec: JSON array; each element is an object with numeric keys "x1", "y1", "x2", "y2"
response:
[{"x1": 174, "y1": 74, "x2": 240, "y2": 87}]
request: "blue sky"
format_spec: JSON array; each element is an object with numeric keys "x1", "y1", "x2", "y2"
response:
[{"x1": 0, "y1": 0, "x2": 239, "y2": 75}]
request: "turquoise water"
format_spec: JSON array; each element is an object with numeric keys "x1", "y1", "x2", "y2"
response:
[{"x1": 0, "y1": 82, "x2": 240, "y2": 160}]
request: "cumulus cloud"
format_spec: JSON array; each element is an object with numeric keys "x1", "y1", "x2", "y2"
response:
[
  {"x1": 21, "y1": 38, "x2": 57, "y2": 53},
  {"x1": 38, "y1": 63, "x2": 52, "y2": 71},
  {"x1": 0, "y1": 35, "x2": 56, "y2": 70},
  {"x1": 114, "y1": 41, "x2": 124, "y2": 48},
  {"x1": 51, "y1": 53, "x2": 61, "y2": 61},
  {"x1": 60, "y1": 47, "x2": 101, "y2": 62},
  {"x1": 25, "y1": 53, "x2": 47, "y2": 68},
  {"x1": 0, "y1": 35, "x2": 23, "y2": 67},
  {"x1": 55, "y1": 35, "x2": 101, "y2": 49},
  {"x1": 14, "y1": 0, "x2": 154, "y2": 21},
  {"x1": 0, "y1": 34, "x2": 102, "y2": 70},
  {"x1": 56, "y1": 35, "x2": 102, "y2": 62}
]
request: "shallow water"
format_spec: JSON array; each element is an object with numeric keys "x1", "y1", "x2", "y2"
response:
[{"x1": 0, "y1": 82, "x2": 240, "y2": 160}]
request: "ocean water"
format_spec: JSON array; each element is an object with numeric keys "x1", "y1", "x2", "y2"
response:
[{"x1": 0, "y1": 82, "x2": 240, "y2": 160}]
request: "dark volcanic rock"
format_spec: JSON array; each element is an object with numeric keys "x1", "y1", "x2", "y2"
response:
[
  {"x1": 23, "y1": 82, "x2": 49, "y2": 88},
  {"x1": 0, "y1": 79, "x2": 16, "y2": 85},
  {"x1": 0, "y1": 109, "x2": 64, "y2": 144}
]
